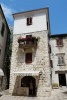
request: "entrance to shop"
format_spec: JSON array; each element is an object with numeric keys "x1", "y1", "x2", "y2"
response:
[
  {"x1": 21, "y1": 76, "x2": 36, "y2": 96},
  {"x1": 59, "y1": 74, "x2": 66, "y2": 86}
]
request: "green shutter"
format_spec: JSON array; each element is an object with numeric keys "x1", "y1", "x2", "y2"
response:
[{"x1": 1, "y1": 22, "x2": 5, "y2": 36}]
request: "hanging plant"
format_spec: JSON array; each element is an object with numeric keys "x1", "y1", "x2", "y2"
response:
[{"x1": 18, "y1": 36, "x2": 26, "y2": 43}]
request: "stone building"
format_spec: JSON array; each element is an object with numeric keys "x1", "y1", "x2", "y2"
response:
[
  {"x1": 10, "y1": 6, "x2": 67, "y2": 97},
  {"x1": 50, "y1": 34, "x2": 67, "y2": 88},
  {"x1": 9, "y1": 7, "x2": 51, "y2": 96},
  {"x1": 0, "y1": 5, "x2": 10, "y2": 90}
]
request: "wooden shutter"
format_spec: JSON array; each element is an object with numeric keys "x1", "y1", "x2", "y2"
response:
[
  {"x1": 25, "y1": 53, "x2": 32, "y2": 63},
  {"x1": 58, "y1": 56, "x2": 60, "y2": 65},
  {"x1": 61, "y1": 56, "x2": 64, "y2": 64},
  {"x1": 56, "y1": 38, "x2": 63, "y2": 46},
  {"x1": 26, "y1": 35, "x2": 32, "y2": 44},
  {"x1": 0, "y1": 49, "x2": 1, "y2": 54},
  {"x1": 1, "y1": 22, "x2": 5, "y2": 36},
  {"x1": 27, "y1": 17, "x2": 32, "y2": 25},
  {"x1": 59, "y1": 38, "x2": 63, "y2": 45},
  {"x1": 30, "y1": 18, "x2": 32, "y2": 25},
  {"x1": 50, "y1": 60, "x2": 53, "y2": 68},
  {"x1": 57, "y1": 39, "x2": 59, "y2": 45},
  {"x1": 27, "y1": 18, "x2": 29, "y2": 25},
  {"x1": 49, "y1": 45, "x2": 51, "y2": 53},
  {"x1": 0, "y1": 16, "x2": 2, "y2": 32}
]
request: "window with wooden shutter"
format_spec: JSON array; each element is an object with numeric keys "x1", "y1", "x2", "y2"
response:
[
  {"x1": 25, "y1": 53, "x2": 32, "y2": 63},
  {"x1": 26, "y1": 35, "x2": 32, "y2": 38},
  {"x1": 56, "y1": 38, "x2": 63, "y2": 46},
  {"x1": 1, "y1": 22, "x2": 5, "y2": 36},
  {"x1": 26, "y1": 35, "x2": 32, "y2": 45},
  {"x1": 27, "y1": 17, "x2": 32, "y2": 25}
]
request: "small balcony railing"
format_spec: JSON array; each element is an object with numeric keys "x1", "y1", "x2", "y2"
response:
[{"x1": 18, "y1": 36, "x2": 38, "y2": 49}]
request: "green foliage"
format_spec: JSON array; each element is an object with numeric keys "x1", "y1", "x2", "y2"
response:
[{"x1": 4, "y1": 29, "x2": 13, "y2": 89}]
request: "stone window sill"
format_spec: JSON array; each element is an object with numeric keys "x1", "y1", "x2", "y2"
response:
[
  {"x1": 57, "y1": 64, "x2": 66, "y2": 66},
  {"x1": 56, "y1": 45, "x2": 63, "y2": 47},
  {"x1": 25, "y1": 61, "x2": 32, "y2": 64}
]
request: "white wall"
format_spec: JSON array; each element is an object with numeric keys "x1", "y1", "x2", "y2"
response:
[
  {"x1": 52, "y1": 69, "x2": 59, "y2": 85},
  {"x1": 13, "y1": 13, "x2": 47, "y2": 34},
  {"x1": 50, "y1": 38, "x2": 67, "y2": 71},
  {"x1": 50, "y1": 38, "x2": 67, "y2": 85}
]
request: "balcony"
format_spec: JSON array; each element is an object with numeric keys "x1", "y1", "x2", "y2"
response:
[{"x1": 18, "y1": 36, "x2": 38, "y2": 49}]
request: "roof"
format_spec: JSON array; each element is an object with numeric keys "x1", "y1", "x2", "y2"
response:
[
  {"x1": 12, "y1": 7, "x2": 49, "y2": 19},
  {"x1": 0, "y1": 5, "x2": 10, "y2": 33},
  {"x1": 50, "y1": 33, "x2": 67, "y2": 38}
]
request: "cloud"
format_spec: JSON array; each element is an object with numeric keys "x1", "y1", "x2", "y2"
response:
[{"x1": 1, "y1": 3, "x2": 15, "y2": 21}]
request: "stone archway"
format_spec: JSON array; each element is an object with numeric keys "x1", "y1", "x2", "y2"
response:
[{"x1": 21, "y1": 76, "x2": 36, "y2": 96}]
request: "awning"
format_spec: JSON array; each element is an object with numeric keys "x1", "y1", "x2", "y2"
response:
[
  {"x1": 12, "y1": 71, "x2": 40, "y2": 76},
  {"x1": 0, "y1": 69, "x2": 4, "y2": 76},
  {"x1": 55, "y1": 70, "x2": 67, "y2": 74}
]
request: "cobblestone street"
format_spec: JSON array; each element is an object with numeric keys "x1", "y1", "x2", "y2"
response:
[{"x1": 0, "y1": 87, "x2": 67, "y2": 100}]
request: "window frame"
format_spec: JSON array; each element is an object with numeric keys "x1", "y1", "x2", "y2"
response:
[
  {"x1": 57, "y1": 54, "x2": 65, "y2": 66},
  {"x1": 27, "y1": 17, "x2": 32, "y2": 26},
  {"x1": 25, "y1": 53, "x2": 32, "y2": 64},
  {"x1": 56, "y1": 38, "x2": 63, "y2": 47}
]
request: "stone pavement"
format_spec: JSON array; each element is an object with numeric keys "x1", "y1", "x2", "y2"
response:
[{"x1": 0, "y1": 87, "x2": 67, "y2": 100}]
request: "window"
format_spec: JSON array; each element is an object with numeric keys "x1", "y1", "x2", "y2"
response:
[
  {"x1": 1, "y1": 22, "x2": 5, "y2": 36},
  {"x1": 47, "y1": 22, "x2": 48, "y2": 30},
  {"x1": 27, "y1": 17, "x2": 32, "y2": 25},
  {"x1": 0, "y1": 49, "x2": 1, "y2": 55},
  {"x1": 49, "y1": 45, "x2": 51, "y2": 53},
  {"x1": 26, "y1": 35, "x2": 32, "y2": 38},
  {"x1": 50, "y1": 60, "x2": 53, "y2": 68},
  {"x1": 57, "y1": 54, "x2": 65, "y2": 65},
  {"x1": 56, "y1": 38, "x2": 63, "y2": 46},
  {"x1": 26, "y1": 35, "x2": 32, "y2": 45},
  {"x1": 25, "y1": 53, "x2": 32, "y2": 63}
]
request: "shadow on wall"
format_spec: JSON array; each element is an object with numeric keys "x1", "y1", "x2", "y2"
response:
[{"x1": 12, "y1": 76, "x2": 19, "y2": 96}]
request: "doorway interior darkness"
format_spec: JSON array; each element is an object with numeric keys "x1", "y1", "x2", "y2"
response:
[
  {"x1": 59, "y1": 74, "x2": 66, "y2": 86},
  {"x1": 21, "y1": 76, "x2": 36, "y2": 96}
]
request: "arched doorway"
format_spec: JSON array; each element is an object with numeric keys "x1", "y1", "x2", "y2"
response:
[{"x1": 21, "y1": 76, "x2": 36, "y2": 96}]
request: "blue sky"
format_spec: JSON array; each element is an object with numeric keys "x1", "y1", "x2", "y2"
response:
[{"x1": 0, "y1": 0, "x2": 67, "y2": 34}]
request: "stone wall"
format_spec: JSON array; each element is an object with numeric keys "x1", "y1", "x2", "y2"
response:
[
  {"x1": 9, "y1": 30, "x2": 51, "y2": 97},
  {"x1": 0, "y1": 10, "x2": 9, "y2": 91}
]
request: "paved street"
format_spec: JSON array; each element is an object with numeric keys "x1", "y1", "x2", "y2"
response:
[{"x1": 0, "y1": 87, "x2": 67, "y2": 100}]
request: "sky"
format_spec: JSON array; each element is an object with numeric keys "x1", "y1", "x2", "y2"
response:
[{"x1": 0, "y1": 0, "x2": 67, "y2": 34}]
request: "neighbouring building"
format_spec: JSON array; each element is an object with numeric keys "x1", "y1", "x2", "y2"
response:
[
  {"x1": 0, "y1": 5, "x2": 11, "y2": 90},
  {"x1": 50, "y1": 34, "x2": 67, "y2": 88},
  {"x1": 9, "y1": 7, "x2": 51, "y2": 97}
]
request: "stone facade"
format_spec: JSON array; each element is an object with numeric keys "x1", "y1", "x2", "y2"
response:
[
  {"x1": 9, "y1": 30, "x2": 51, "y2": 97},
  {"x1": 9, "y1": 7, "x2": 67, "y2": 97}
]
